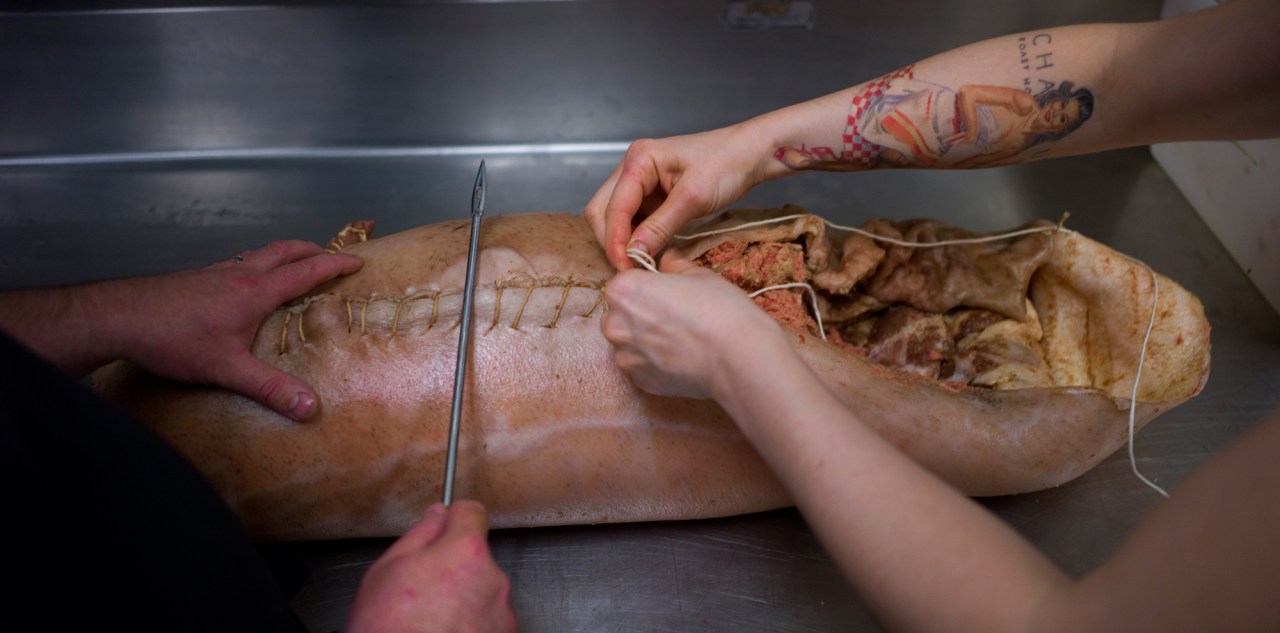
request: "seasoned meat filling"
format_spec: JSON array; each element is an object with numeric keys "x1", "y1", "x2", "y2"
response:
[{"x1": 690, "y1": 217, "x2": 1058, "y2": 389}]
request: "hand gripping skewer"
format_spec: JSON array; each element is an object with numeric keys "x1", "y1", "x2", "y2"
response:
[{"x1": 442, "y1": 160, "x2": 486, "y2": 506}]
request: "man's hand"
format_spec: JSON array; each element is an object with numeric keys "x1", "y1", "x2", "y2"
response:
[
  {"x1": 116, "y1": 240, "x2": 362, "y2": 420},
  {"x1": 347, "y1": 501, "x2": 517, "y2": 633},
  {"x1": 0, "y1": 240, "x2": 362, "y2": 420}
]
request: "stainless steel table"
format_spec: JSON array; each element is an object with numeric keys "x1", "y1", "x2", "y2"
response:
[{"x1": 3, "y1": 2, "x2": 1277, "y2": 631}]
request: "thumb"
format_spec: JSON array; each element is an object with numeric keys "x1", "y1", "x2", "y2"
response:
[
  {"x1": 628, "y1": 190, "x2": 700, "y2": 260},
  {"x1": 381, "y1": 503, "x2": 450, "y2": 559},
  {"x1": 629, "y1": 212, "x2": 680, "y2": 260},
  {"x1": 218, "y1": 352, "x2": 320, "y2": 421},
  {"x1": 630, "y1": 181, "x2": 721, "y2": 260},
  {"x1": 441, "y1": 500, "x2": 491, "y2": 541}
]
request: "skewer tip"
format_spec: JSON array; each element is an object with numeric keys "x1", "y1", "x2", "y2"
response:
[{"x1": 472, "y1": 161, "x2": 487, "y2": 217}]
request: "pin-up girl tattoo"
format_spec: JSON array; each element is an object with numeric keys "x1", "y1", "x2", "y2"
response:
[{"x1": 776, "y1": 64, "x2": 1094, "y2": 171}]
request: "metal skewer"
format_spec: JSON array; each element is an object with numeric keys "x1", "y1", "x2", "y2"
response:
[{"x1": 442, "y1": 160, "x2": 486, "y2": 506}]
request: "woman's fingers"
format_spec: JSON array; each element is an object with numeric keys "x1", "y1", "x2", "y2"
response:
[{"x1": 585, "y1": 161, "x2": 625, "y2": 252}]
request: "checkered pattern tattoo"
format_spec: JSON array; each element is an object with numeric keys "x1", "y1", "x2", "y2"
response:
[{"x1": 842, "y1": 64, "x2": 916, "y2": 166}]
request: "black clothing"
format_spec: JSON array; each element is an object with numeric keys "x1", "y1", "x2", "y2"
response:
[{"x1": 0, "y1": 332, "x2": 306, "y2": 632}]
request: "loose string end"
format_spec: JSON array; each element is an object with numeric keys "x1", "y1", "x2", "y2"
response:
[
  {"x1": 747, "y1": 282, "x2": 828, "y2": 343},
  {"x1": 626, "y1": 246, "x2": 659, "y2": 272},
  {"x1": 1126, "y1": 261, "x2": 1170, "y2": 499}
]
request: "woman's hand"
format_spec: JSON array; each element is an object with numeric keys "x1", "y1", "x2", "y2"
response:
[
  {"x1": 585, "y1": 123, "x2": 779, "y2": 271},
  {"x1": 601, "y1": 257, "x2": 784, "y2": 400},
  {"x1": 347, "y1": 501, "x2": 517, "y2": 633}
]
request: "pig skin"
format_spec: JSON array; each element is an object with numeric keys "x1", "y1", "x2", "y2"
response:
[{"x1": 92, "y1": 210, "x2": 1210, "y2": 540}]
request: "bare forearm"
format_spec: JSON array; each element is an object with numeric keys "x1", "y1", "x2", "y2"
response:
[
  {"x1": 1111, "y1": 0, "x2": 1280, "y2": 145},
  {"x1": 0, "y1": 282, "x2": 131, "y2": 376},
  {"x1": 709, "y1": 335, "x2": 1069, "y2": 632},
  {"x1": 604, "y1": 267, "x2": 1280, "y2": 630}
]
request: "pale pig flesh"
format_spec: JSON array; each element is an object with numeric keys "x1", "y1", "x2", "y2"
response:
[{"x1": 93, "y1": 210, "x2": 1211, "y2": 540}]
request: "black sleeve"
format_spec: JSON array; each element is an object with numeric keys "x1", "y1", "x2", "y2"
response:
[{"x1": 0, "y1": 331, "x2": 307, "y2": 633}]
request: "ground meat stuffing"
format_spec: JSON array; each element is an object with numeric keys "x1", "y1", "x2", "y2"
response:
[
  {"x1": 751, "y1": 289, "x2": 818, "y2": 335},
  {"x1": 702, "y1": 241, "x2": 808, "y2": 290},
  {"x1": 700, "y1": 241, "x2": 819, "y2": 336},
  {"x1": 700, "y1": 241, "x2": 748, "y2": 267},
  {"x1": 694, "y1": 225, "x2": 1056, "y2": 390}
]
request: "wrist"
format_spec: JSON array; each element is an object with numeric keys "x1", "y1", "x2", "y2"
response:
[
  {"x1": 735, "y1": 112, "x2": 798, "y2": 184},
  {"x1": 0, "y1": 282, "x2": 125, "y2": 376},
  {"x1": 71, "y1": 280, "x2": 135, "y2": 374},
  {"x1": 704, "y1": 309, "x2": 789, "y2": 404},
  {"x1": 748, "y1": 89, "x2": 852, "y2": 179}
]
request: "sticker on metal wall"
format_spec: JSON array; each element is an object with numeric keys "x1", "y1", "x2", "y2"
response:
[{"x1": 723, "y1": 0, "x2": 816, "y2": 30}]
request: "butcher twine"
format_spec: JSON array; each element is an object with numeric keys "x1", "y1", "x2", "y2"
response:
[
  {"x1": 627, "y1": 213, "x2": 1169, "y2": 498},
  {"x1": 625, "y1": 246, "x2": 829, "y2": 343}
]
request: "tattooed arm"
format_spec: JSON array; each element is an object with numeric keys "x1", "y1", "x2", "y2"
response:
[
  {"x1": 585, "y1": 0, "x2": 1280, "y2": 270},
  {"x1": 956, "y1": 86, "x2": 1032, "y2": 144}
]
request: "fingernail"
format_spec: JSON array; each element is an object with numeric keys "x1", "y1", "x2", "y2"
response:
[
  {"x1": 626, "y1": 240, "x2": 648, "y2": 254},
  {"x1": 288, "y1": 392, "x2": 315, "y2": 420},
  {"x1": 425, "y1": 503, "x2": 446, "y2": 518}
]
